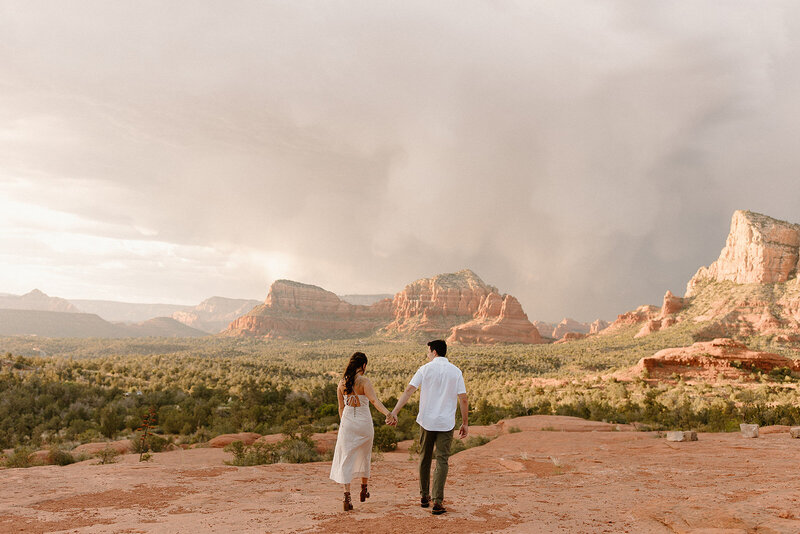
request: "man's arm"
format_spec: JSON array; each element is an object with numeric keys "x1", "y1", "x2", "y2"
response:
[
  {"x1": 457, "y1": 393, "x2": 469, "y2": 439},
  {"x1": 390, "y1": 384, "x2": 417, "y2": 419}
]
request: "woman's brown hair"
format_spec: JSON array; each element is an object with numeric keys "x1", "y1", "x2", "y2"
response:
[{"x1": 342, "y1": 352, "x2": 368, "y2": 394}]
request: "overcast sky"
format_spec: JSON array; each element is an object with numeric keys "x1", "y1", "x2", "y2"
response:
[{"x1": 1, "y1": 1, "x2": 799, "y2": 322}]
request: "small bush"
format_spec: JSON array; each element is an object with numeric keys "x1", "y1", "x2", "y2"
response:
[
  {"x1": 131, "y1": 433, "x2": 171, "y2": 454},
  {"x1": 508, "y1": 426, "x2": 522, "y2": 434},
  {"x1": 4, "y1": 447, "x2": 33, "y2": 468},
  {"x1": 49, "y1": 446, "x2": 76, "y2": 466},
  {"x1": 96, "y1": 446, "x2": 121, "y2": 465},
  {"x1": 373, "y1": 425, "x2": 399, "y2": 452},
  {"x1": 451, "y1": 435, "x2": 493, "y2": 455},
  {"x1": 225, "y1": 437, "x2": 321, "y2": 466}
]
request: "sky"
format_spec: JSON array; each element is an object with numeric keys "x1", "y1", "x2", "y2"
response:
[{"x1": 1, "y1": 1, "x2": 799, "y2": 322}]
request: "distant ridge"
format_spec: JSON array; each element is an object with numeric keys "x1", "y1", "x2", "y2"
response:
[
  {"x1": 69, "y1": 299, "x2": 189, "y2": 323},
  {"x1": 0, "y1": 309, "x2": 208, "y2": 338},
  {"x1": 0, "y1": 289, "x2": 80, "y2": 313}
]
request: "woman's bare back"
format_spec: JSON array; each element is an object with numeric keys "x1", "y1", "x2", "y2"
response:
[{"x1": 341, "y1": 375, "x2": 366, "y2": 407}]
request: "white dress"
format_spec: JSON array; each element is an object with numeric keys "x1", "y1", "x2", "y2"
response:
[{"x1": 329, "y1": 394, "x2": 374, "y2": 484}]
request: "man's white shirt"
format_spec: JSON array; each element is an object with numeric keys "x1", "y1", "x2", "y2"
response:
[{"x1": 409, "y1": 357, "x2": 467, "y2": 432}]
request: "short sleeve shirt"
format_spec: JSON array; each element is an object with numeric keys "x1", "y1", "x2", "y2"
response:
[{"x1": 409, "y1": 357, "x2": 467, "y2": 432}]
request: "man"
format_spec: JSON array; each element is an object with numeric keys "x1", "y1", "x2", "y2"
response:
[{"x1": 389, "y1": 339, "x2": 468, "y2": 515}]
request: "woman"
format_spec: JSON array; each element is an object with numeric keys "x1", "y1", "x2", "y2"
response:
[{"x1": 329, "y1": 352, "x2": 396, "y2": 511}]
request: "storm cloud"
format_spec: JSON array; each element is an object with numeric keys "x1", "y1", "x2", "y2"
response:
[{"x1": 1, "y1": 1, "x2": 799, "y2": 321}]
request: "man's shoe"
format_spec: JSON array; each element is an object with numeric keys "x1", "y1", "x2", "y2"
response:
[
  {"x1": 432, "y1": 502, "x2": 446, "y2": 515},
  {"x1": 420, "y1": 495, "x2": 431, "y2": 508}
]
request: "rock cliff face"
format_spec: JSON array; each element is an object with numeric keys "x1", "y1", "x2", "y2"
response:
[
  {"x1": 172, "y1": 297, "x2": 261, "y2": 333},
  {"x1": 384, "y1": 269, "x2": 497, "y2": 336},
  {"x1": 634, "y1": 291, "x2": 684, "y2": 338},
  {"x1": 686, "y1": 211, "x2": 800, "y2": 296},
  {"x1": 224, "y1": 280, "x2": 392, "y2": 339},
  {"x1": 601, "y1": 305, "x2": 661, "y2": 335},
  {"x1": 589, "y1": 319, "x2": 610, "y2": 335},
  {"x1": 224, "y1": 270, "x2": 543, "y2": 343},
  {"x1": 637, "y1": 338, "x2": 799, "y2": 381},
  {"x1": 533, "y1": 318, "x2": 608, "y2": 340},
  {"x1": 551, "y1": 318, "x2": 591, "y2": 339},
  {"x1": 447, "y1": 293, "x2": 545, "y2": 344},
  {"x1": 532, "y1": 321, "x2": 555, "y2": 338}
]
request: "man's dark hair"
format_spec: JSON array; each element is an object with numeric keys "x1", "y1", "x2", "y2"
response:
[{"x1": 427, "y1": 339, "x2": 447, "y2": 357}]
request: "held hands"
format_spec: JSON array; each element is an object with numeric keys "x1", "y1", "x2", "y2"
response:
[{"x1": 385, "y1": 412, "x2": 398, "y2": 426}]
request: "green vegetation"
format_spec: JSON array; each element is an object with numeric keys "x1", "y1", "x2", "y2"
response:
[
  {"x1": 0, "y1": 328, "x2": 798, "y2": 461},
  {"x1": 451, "y1": 435, "x2": 494, "y2": 455}
]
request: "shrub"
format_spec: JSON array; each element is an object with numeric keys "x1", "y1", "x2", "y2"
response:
[
  {"x1": 508, "y1": 426, "x2": 522, "y2": 433},
  {"x1": 451, "y1": 435, "x2": 493, "y2": 455},
  {"x1": 4, "y1": 447, "x2": 33, "y2": 468},
  {"x1": 131, "y1": 432, "x2": 171, "y2": 454},
  {"x1": 373, "y1": 425, "x2": 399, "y2": 452},
  {"x1": 48, "y1": 446, "x2": 76, "y2": 466},
  {"x1": 96, "y1": 446, "x2": 121, "y2": 465},
  {"x1": 224, "y1": 437, "x2": 320, "y2": 466}
]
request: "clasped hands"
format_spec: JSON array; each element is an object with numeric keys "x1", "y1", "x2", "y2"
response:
[{"x1": 385, "y1": 412, "x2": 398, "y2": 426}]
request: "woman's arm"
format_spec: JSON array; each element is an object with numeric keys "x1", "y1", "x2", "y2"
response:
[
  {"x1": 336, "y1": 383, "x2": 345, "y2": 419},
  {"x1": 362, "y1": 377, "x2": 391, "y2": 417}
]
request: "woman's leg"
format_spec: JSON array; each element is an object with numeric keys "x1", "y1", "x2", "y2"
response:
[{"x1": 361, "y1": 477, "x2": 368, "y2": 484}]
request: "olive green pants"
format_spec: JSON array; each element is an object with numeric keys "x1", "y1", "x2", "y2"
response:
[{"x1": 418, "y1": 427, "x2": 454, "y2": 504}]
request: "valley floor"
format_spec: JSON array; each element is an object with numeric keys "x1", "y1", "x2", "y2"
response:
[{"x1": 1, "y1": 416, "x2": 799, "y2": 533}]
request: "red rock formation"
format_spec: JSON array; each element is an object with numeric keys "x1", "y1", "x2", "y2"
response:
[
  {"x1": 224, "y1": 280, "x2": 392, "y2": 339},
  {"x1": 224, "y1": 270, "x2": 542, "y2": 344},
  {"x1": 686, "y1": 211, "x2": 800, "y2": 296},
  {"x1": 601, "y1": 305, "x2": 660, "y2": 335},
  {"x1": 172, "y1": 297, "x2": 261, "y2": 333},
  {"x1": 637, "y1": 338, "x2": 799, "y2": 381},
  {"x1": 447, "y1": 294, "x2": 545, "y2": 345},
  {"x1": 73, "y1": 440, "x2": 133, "y2": 455},
  {"x1": 208, "y1": 432, "x2": 262, "y2": 448},
  {"x1": 589, "y1": 319, "x2": 610, "y2": 335},
  {"x1": 661, "y1": 290, "x2": 684, "y2": 316},
  {"x1": 554, "y1": 332, "x2": 588, "y2": 344},
  {"x1": 383, "y1": 269, "x2": 498, "y2": 337},
  {"x1": 551, "y1": 318, "x2": 591, "y2": 339},
  {"x1": 532, "y1": 320, "x2": 556, "y2": 338},
  {"x1": 634, "y1": 290, "x2": 685, "y2": 338}
]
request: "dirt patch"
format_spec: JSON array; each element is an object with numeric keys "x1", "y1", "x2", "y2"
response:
[
  {"x1": 0, "y1": 513, "x2": 113, "y2": 533},
  {"x1": 33, "y1": 485, "x2": 194, "y2": 512},
  {"x1": 314, "y1": 505, "x2": 515, "y2": 534},
  {"x1": 176, "y1": 466, "x2": 236, "y2": 479}
]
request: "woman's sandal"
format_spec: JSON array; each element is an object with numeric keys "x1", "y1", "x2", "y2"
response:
[
  {"x1": 343, "y1": 491, "x2": 353, "y2": 511},
  {"x1": 360, "y1": 484, "x2": 370, "y2": 502}
]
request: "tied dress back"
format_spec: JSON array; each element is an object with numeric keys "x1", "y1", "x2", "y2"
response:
[{"x1": 329, "y1": 394, "x2": 373, "y2": 483}]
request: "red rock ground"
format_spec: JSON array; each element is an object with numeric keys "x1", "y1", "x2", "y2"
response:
[{"x1": 1, "y1": 416, "x2": 799, "y2": 533}]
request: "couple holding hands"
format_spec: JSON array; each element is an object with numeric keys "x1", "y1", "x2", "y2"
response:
[{"x1": 329, "y1": 340, "x2": 469, "y2": 515}]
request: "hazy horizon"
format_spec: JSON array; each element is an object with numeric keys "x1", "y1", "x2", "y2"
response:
[{"x1": 2, "y1": 1, "x2": 800, "y2": 322}]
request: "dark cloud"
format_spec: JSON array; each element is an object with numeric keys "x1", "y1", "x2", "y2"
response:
[{"x1": 1, "y1": 1, "x2": 799, "y2": 319}]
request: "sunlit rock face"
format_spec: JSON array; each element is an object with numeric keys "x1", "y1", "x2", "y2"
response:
[
  {"x1": 223, "y1": 280, "x2": 392, "y2": 339},
  {"x1": 447, "y1": 293, "x2": 546, "y2": 345},
  {"x1": 637, "y1": 338, "x2": 799, "y2": 381},
  {"x1": 686, "y1": 210, "x2": 800, "y2": 296},
  {"x1": 223, "y1": 269, "x2": 544, "y2": 344},
  {"x1": 384, "y1": 269, "x2": 497, "y2": 336}
]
